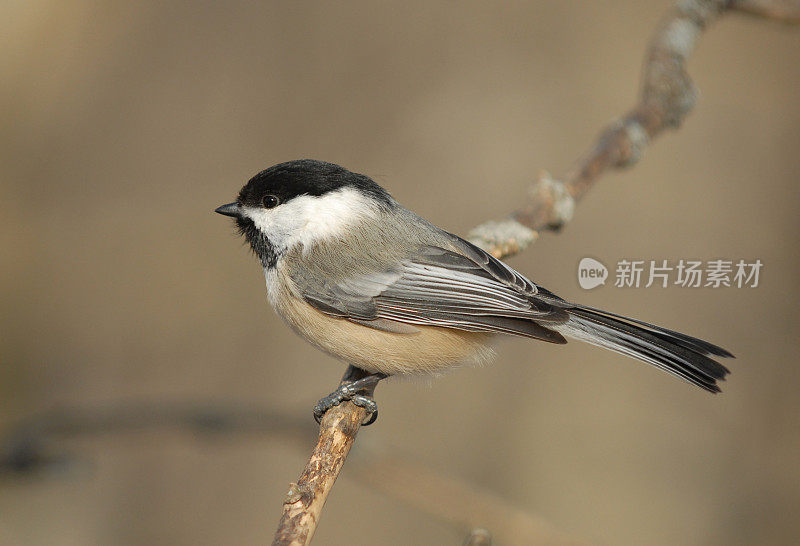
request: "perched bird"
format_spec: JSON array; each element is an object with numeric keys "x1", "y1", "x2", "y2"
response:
[{"x1": 216, "y1": 160, "x2": 732, "y2": 423}]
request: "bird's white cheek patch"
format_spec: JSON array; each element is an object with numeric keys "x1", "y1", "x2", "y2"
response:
[{"x1": 243, "y1": 187, "x2": 376, "y2": 253}]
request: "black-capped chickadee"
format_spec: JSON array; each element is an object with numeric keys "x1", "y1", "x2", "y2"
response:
[{"x1": 216, "y1": 160, "x2": 732, "y2": 423}]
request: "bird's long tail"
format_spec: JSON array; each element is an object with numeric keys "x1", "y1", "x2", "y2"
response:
[{"x1": 551, "y1": 305, "x2": 732, "y2": 392}]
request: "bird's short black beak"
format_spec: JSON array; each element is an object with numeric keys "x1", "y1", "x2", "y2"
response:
[{"x1": 214, "y1": 202, "x2": 241, "y2": 218}]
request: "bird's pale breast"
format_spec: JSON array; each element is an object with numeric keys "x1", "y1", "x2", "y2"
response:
[{"x1": 265, "y1": 267, "x2": 494, "y2": 375}]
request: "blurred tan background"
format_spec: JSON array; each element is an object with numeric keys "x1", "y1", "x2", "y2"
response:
[{"x1": 2, "y1": 1, "x2": 799, "y2": 544}]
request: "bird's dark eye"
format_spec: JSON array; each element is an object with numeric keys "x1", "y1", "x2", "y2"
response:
[{"x1": 262, "y1": 194, "x2": 280, "y2": 209}]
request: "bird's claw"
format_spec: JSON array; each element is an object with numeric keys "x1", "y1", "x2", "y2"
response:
[
  {"x1": 350, "y1": 394, "x2": 378, "y2": 426},
  {"x1": 313, "y1": 371, "x2": 385, "y2": 426}
]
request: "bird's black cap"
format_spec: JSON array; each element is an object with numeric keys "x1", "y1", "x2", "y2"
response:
[
  {"x1": 214, "y1": 159, "x2": 395, "y2": 268},
  {"x1": 235, "y1": 159, "x2": 394, "y2": 209}
]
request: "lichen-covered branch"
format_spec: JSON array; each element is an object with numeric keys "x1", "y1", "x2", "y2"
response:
[
  {"x1": 468, "y1": 0, "x2": 799, "y2": 259},
  {"x1": 274, "y1": 1, "x2": 799, "y2": 543}
]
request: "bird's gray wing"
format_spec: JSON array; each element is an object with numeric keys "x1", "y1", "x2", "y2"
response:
[{"x1": 299, "y1": 241, "x2": 569, "y2": 344}]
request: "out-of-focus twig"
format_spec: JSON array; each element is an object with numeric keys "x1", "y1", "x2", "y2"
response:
[
  {"x1": 464, "y1": 528, "x2": 493, "y2": 546},
  {"x1": 733, "y1": 0, "x2": 800, "y2": 21},
  {"x1": 468, "y1": 0, "x2": 800, "y2": 259},
  {"x1": 350, "y1": 444, "x2": 586, "y2": 546},
  {"x1": 0, "y1": 399, "x2": 573, "y2": 544},
  {"x1": 0, "y1": 402, "x2": 316, "y2": 476}
]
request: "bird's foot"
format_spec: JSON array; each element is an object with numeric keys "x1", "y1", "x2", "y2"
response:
[{"x1": 313, "y1": 369, "x2": 387, "y2": 426}]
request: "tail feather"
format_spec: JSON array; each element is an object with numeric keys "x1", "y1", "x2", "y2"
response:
[
  {"x1": 553, "y1": 306, "x2": 732, "y2": 393},
  {"x1": 573, "y1": 305, "x2": 734, "y2": 358}
]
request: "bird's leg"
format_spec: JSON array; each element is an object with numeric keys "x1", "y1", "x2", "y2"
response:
[{"x1": 313, "y1": 365, "x2": 387, "y2": 426}]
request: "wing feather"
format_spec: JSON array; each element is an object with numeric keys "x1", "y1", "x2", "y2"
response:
[{"x1": 298, "y1": 240, "x2": 567, "y2": 343}]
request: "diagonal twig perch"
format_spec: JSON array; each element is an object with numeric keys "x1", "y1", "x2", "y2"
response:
[
  {"x1": 273, "y1": 366, "x2": 376, "y2": 546},
  {"x1": 272, "y1": 1, "x2": 800, "y2": 544}
]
